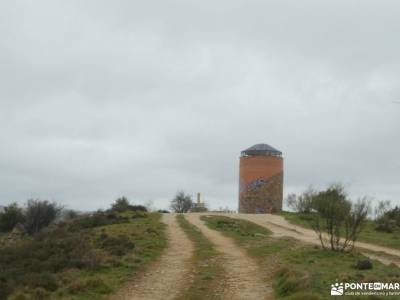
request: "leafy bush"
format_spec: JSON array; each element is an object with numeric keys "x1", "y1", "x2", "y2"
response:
[
  {"x1": 375, "y1": 216, "x2": 397, "y2": 233},
  {"x1": 111, "y1": 197, "x2": 148, "y2": 213},
  {"x1": 375, "y1": 206, "x2": 400, "y2": 232},
  {"x1": 111, "y1": 197, "x2": 130, "y2": 212},
  {"x1": 128, "y1": 205, "x2": 147, "y2": 212},
  {"x1": 0, "y1": 203, "x2": 25, "y2": 232},
  {"x1": 24, "y1": 200, "x2": 63, "y2": 235},
  {"x1": 68, "y1": 211, "x2": 129, "y2": 230}
]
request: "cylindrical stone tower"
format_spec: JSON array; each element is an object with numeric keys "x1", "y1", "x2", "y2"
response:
[{"x1": 239, "y1": 143, "x2": 283, "y2": 213}]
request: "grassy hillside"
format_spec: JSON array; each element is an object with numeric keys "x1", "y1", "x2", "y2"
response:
[
  {"x1": 176, "y1": 215, "x2": 224, "y2": 300},
  {"x1": 203, "y1": 215, "x2": 400, "y2": 300},
  {"x1": 281, "y1": 211, "x2": 400, "y2": 250},
  {"x1": 0, "y1": 211, "x2": 166, "y2": 300}
]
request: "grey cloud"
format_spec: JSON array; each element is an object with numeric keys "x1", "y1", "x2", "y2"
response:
[{"x1": 0, "y1": 0, "x2": 399, "y2": 210}]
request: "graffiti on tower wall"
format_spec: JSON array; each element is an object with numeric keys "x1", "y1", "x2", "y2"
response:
[
  {"x1": 239, "y1": 172, "x2": 283, "y2": 213},
  {"x1": 239, "y1": 177, "x2": 269, "y2": 193}
]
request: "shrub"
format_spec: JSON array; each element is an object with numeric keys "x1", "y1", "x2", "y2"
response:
[
  {"x1": 63, "y1": 210, "x2": 79, "y2": 220},
  {"x1": 375, "y1": 206, "x2": 400, "y2": 232},
  {"x1": 24, "y1": 200, "x2": 63, "y2": 235},
  {"x1": 0, "y1": 203, "x2": 25, "y2": 232},
  {"x1": 382, "y1": 206, "x2": 400, "y2": 225},
  {"x1": 111, "y1": 197, "x2": 148, "y2": 213},
  {"x1": 68, "y1": 211, "x2": 129, "y2": 230},
  {"x1": 128, "y1": 205, "x2": 148, "y2": 212},
  {"x1": 111, "y1": 197, "x2": 130, "y2": 212},
  {"x1": 132, "y1": 212, "x2": 148, "y2": 219},
  {"x1": 99, "y1": 234, "x2": 135, "y2": 256},
  {"x1": 375, "y1": 216, "x2": 397, "y2": 233},
  {"x1": 355, "y1": 259, "x2": 373, "y2": 270}
]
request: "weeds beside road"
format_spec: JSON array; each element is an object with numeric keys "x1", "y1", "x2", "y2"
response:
[{"x1": 203, "y1": 215, "x2": 400, "y2": 300}]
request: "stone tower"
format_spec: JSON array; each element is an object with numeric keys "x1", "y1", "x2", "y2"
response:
[{"x1": 239, "y1": 143, "x2": 283, "y2": 213}]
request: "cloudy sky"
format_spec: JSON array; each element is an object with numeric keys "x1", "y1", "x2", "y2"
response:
[{"x1": 0, "y1": 0, "x2": 399, "y2": 211}]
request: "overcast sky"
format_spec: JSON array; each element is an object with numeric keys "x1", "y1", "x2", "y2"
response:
[{"x1": 0, "y1": 0, "x2": 399, "y2": 211}]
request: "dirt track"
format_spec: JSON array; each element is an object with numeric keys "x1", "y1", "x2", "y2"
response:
[
  {"x1": 222, "y1": 213, "x2": 400, "y2": 267},
  {"x1": 185, "y1": 214, "x2": 272, "y2": 300},
  {"x1": 111, "y1": 212, "x2": 400, "y2": 300},
  {"x1": 110, "y1": 214, "x2": 194, "y2": 300}
]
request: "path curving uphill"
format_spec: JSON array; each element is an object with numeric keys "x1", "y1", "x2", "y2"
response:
[
  {"x1": 110, "y1": 214, "x2": 194, "y2": 300},
  {"x1": 185, "y1": 214, "x2": 273, "y2": 300},
  {"x1": 228, "y1": 213, "x2": 400, "y2": 267}
]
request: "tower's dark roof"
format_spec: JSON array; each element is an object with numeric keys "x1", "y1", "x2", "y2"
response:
[{"x1": 241, "y1": 143, "x2": 282, "y2": 156}]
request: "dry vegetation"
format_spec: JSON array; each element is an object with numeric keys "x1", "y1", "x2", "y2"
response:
[{"x1": 0, "y1": 209, "x2": 166, "y2": 300}]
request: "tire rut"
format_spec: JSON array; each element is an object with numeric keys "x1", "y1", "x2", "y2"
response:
[
  {"x1": 110, "y1": 214, "x2": 194, "y2": 300},
  {"x1": 185, "y1": 213, "x2": 273, "y2": 300}
]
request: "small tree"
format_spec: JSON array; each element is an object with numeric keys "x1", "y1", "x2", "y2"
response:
[
  {"x1": 63, "y1": 209, "x2": 79, "y2": 220},
  {"x1": 111, "y1": 197, "x2": 130, "y2": 212},
  {"x1": 0, "y1": 203, "x2": 25, "y2": 232},
  {"x1": 286, "y1": 187, "x2": 316, "y2": 213},
  {"x1": 374, "y1": 200, "x2": 391, "y2": 220},
  {"x1": 170, "y1": 191, "x2": 193, "y2": 213},
  {"x1": 375, "y1": 205, "x2": 400, "y2": 233},
  {"x1": 309, "y1": 185, "x2": 370, "y2": 252},
  {"x1": 24, "y1": 199, "x2": 63, "y2": 235}
]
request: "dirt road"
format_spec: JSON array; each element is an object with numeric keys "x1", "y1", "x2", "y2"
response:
[
  {"x1": 110, "y1": 214, "x2": 194, "y2": 300},
  {"x1": 225, "y1": 213, "x2": 400, "y2": 266},
  {"x1": 185, "y1": 214, "x2": 272, "y2": 300}
]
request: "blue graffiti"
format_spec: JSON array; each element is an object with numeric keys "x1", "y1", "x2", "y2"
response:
[{"x1": 240, "y1": 177, "x2": 268, "y2": 193}]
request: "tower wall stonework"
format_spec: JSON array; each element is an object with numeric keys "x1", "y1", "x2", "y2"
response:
[{"x1": 239, "y1": 155, "x2": 283, "y2": 213}]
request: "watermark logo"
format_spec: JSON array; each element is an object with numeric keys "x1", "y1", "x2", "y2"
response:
[
  {"x1": 330, "y1": 281, "x2": 400, "y2": 296},
  {"x1": 331, "y1": 282, "x2": 344, "y2": 296}
]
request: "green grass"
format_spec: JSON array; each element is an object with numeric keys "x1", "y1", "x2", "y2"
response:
[
  {"x1": 281, "y1": 211, "x2": 400, "y2": 249},
  {"x1": 176, "y1": 214, "x2": 224, "y2": 300},
  {"x1": 203, "y1": 215, "x2": 400, "y2": 300},
  {"x1": 56, "y1": 212, "x2": 166, "y2": 300},
  {"x1": 1, "y1": 211, "x2": 166, "y2": 300}
]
